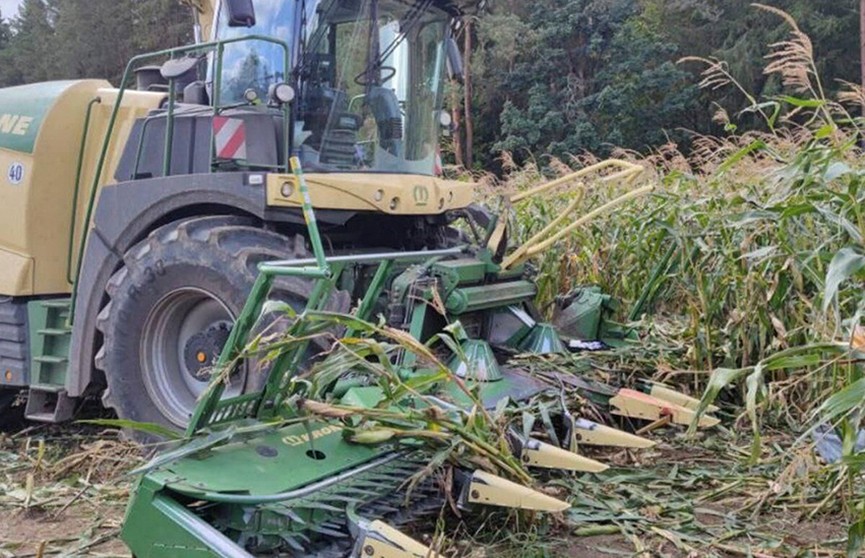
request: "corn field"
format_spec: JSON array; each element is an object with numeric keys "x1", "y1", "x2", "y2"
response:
[{"x1": 464, "y1": 6, "x2": 865, "y2": 554}]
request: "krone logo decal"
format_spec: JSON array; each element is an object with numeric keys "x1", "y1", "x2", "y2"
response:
[{"x1": 413, "y1": 184, "x2": 430, "y2": 206}]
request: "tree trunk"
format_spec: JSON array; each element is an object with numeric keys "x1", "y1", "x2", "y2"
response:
[
  {"x1": 463, "y1": 18, "x2": 474, "y2": 170},
  {"x1": 450, "y1": 85, "x2": 464, "y2": 168}
]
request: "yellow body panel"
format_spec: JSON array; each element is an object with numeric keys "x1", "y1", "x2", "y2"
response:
[
  {"x1": 522, "y1": 439, "x2": 608, "y2": 473},
  {"x1": 0, "y1": 248, "x2": 33, "y2": 295},
  {"x1": 573, "y1": 420, "x2": 655, "y2": 448},
  {"x1": 267, "y1": 173, "x2": 473, "y2": 215},
  {"x1": 0, "y1": 81, "x2": 164, "y2": 296},
  {"x1": 649, "y1": 382, "x2": 720, "y2": 414},
  {"x1": 187, "y1": 0, "x2": 217, "y2": 43}
]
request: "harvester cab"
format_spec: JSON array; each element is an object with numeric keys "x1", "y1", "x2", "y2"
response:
[{"x1": 171, "y1": 0, "x2": 461, "y2": 177}]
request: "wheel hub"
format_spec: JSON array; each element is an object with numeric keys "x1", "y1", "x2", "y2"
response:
[
  {"x1": 141, "y1": 288, "x2": 243, "y2": 428},
  {"x1": 183, "y1": 323, "x2": 231, "y2": 380}
]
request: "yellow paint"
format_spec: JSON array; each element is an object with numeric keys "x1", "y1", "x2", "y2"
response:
[
  {"x1": 180, "y1": 0, "x2": 216, "y2": 42},
  {"x1": 360, "y1": 521, "x2": 437, "y2": 558},
  {"x1": 501, "y1": 159, "x2": 647, "y2": 270},
  {"x1": 522, "y1": 440, "x2": 608, "y2": 473},
  {"x1": 609, "y1": 389, "x2": 720, "y2": 428},
  {"x1": 467, "y1": 470, "x2": 569, "y2": 512},
  {"x1": 573, "y1": 421, "x2": 655, "y2": 449},
  {"x1": 0, "y1": 81, "x2": 164, "y2": 296},
  {"x1": 649, "y1": 383, "x2": 719, "y2": 414},
  {"x1": 266, "y1": 173, "x2": 473, "y2": 215}
]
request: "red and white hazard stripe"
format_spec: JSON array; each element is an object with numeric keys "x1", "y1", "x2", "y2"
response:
[{"x1": 213, "y1": 116, "x2": 248, "y2": 160}]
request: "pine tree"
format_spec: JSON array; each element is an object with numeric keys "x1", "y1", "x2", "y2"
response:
[{"x1": 2, "y1": 0, "x2": 58, "y2": 85}]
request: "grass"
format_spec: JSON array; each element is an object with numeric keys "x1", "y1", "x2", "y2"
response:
[{"x1": 0, "y1": 426, "x2": 140, "y2": 557}]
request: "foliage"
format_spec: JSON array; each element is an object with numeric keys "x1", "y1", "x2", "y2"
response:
[
  {"x1": 487, "y1": 5, "x2": 865, "y2": 553},
  {"x1": 456, "y1": 0, "x2": 861, "y2": 171},
  {"x1": 0, "y1": 0, "x2": 191, "y2": 87}
]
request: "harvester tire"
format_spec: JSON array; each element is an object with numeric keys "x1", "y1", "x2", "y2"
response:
[{"x1": 95, "y1": 215, "x2": 344, "y2": 441}]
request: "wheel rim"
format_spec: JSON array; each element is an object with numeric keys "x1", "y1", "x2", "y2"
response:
[{"x1": 141, "y1": 287, "x2": 242, "y2": 428}]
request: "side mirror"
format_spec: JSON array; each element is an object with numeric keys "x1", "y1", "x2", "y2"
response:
[
  {"x1": 446, "y1": 37, "x2": 464, "y2": 84},
  {"x1": 225, "y1": 0, "x2": 256, "y2": 27}
]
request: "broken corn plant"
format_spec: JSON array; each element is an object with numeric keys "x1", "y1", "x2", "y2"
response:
[
  {"x1": 254, "y1": 311, "x2": 601, "y2": 487},
  {"x1": 485, "y1": 5, "x2": 865, "y2": 556}
]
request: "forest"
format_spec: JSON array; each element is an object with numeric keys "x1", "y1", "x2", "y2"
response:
[{"x1": 0, "y1": 0, "x2": 858, "y2": 169}]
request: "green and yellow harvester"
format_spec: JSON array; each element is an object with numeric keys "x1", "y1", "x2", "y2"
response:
[{"x1": 0, "y1": 0, "x2": 719, "y2": 555}]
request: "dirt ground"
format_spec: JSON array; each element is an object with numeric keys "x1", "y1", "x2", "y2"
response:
[{"x1": 0, "y1": 424, "x2": 851, "y2": 558}]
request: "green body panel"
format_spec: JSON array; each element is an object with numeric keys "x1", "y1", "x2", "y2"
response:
[
  {"x1": 441, "y1": 368, "x2": 549, "y2": 409},
  {"x1": 446, "y1": 280, "x2": 538, "y2": 314},
  {"x1": 0, "y1": 81, "x2": 79, "y2": 153},
  {"x1": 449, "y1": 339, "x2": 503, "y2": 381},
  {"x1": 155, "y1": 421, "x2": 385, "y2": 498},
  {"x1": 519, "y1": 323, "x2": 568, "y2": 355},
  {"x1": 27, "y1": 299, "x2": 72, "y2": 389},
  {"x1": 340, "y1": 386, "x2": 386, "y2": 408},
  {"x1": 430, "y1": 258, "x2": 489, "y2": 289},
  {"x1": 122, "y1": 477, "x2": 247, "y2": 558}
]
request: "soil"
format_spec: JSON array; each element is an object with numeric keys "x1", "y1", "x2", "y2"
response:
[
  {"x1": 0, "y1": 507, "x2": 129, "y2": 558},
  {"x1": 0, "y1": 425, "x2": 852, "y2": 558}
]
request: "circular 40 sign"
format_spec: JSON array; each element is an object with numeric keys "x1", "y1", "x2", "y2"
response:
[{"x1": 7, "y1": 162, "x2": 24, "y2": 185}]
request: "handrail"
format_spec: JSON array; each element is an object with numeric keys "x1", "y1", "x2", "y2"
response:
[
  {"x1": 66, "y1": 96, "x2": 101, "y2": 286},
  {"x1": 69, "y1": 35, "x2": 291, "y2": 323},
  {"x1": 500, "y1": 159, "x2": 650, "y2": 271}
]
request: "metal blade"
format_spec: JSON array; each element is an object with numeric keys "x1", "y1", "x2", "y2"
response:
[
  {"x1": 639, "y1": 380, "x2": 720, "y2": 413},
  {"x1": 352, "y1": 520, "x2": 437, "y2": 558}
]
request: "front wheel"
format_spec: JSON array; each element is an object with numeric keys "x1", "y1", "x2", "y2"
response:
[{"x1": 95, "y1": 216, "x2": 330, "y2": 440}]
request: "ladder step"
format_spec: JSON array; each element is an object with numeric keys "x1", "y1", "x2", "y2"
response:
[
  {"x1": 33, "y1": 355, "x2": 68, "y2": 364},
  {"x1": 37, "y1": 328, "x2": 71, "y2": 336},
  {"x1": 40, "y1": 300, "x2": 71, "y2": 309},
  {"x1": 30, "y1": 384, "x2": 64, "y2": 393}
]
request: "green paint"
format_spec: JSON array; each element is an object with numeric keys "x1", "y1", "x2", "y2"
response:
[
  {"x1": 0, "y1": 81, "x2": 80, "y2": 154},
  {"x1": 27, "y1": 299, "x2": 72, "y2": 389},
  {"x1": 448, "y1": 340, "x2": 503, "y2": 381},
  {"x1": 519, "y1": 323, "x2": 567, "y2": 355},
  {"x1": 155, "y1": 421, "x2": 384, "y2": 498},
  {"x1": 340, "y1": 386, "x2": 386, "y2": 408},
  {"x1": 446, "y1": 280, "x2": 537, "y2": 314}
]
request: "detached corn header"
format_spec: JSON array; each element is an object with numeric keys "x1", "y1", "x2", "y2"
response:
[
  {"x1": 0, "y1": 0, "x2": 719, "y2": 555},
  {"x1": 121, "y1": 154, "x2": 718, "y2": 557}
]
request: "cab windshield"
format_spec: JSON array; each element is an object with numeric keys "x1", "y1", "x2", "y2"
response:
[
  {"x1": 217, "y1": 0, "x2": 449, "y2": 176},
  {"x1": 216, "y1": 0, "x2": 298, "y2": 103}
]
